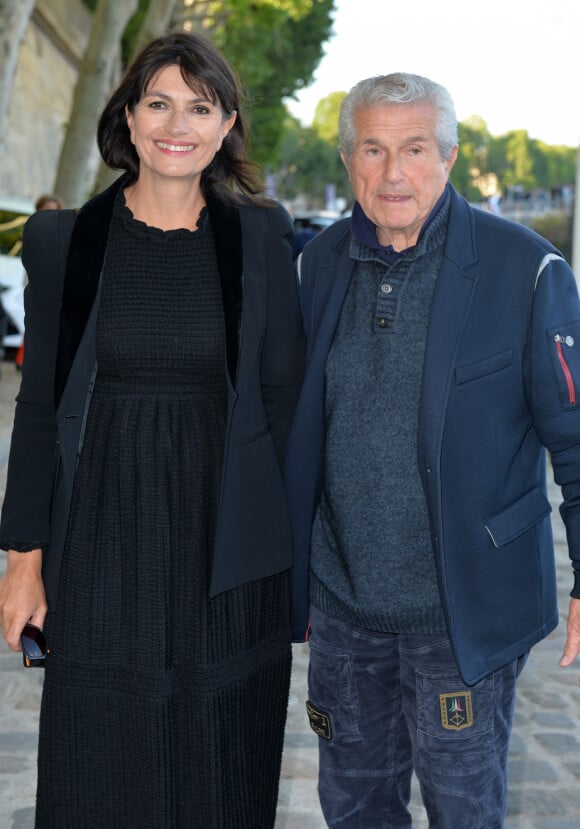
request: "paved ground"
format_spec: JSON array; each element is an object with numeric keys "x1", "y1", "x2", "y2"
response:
[{"x1": 0, "y1": 359, "x2": 579, "y2": 828}]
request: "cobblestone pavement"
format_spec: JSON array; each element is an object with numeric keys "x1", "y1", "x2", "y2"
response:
[{"x1": 0, "y1": 360, "x2": 579, "y2": 828}]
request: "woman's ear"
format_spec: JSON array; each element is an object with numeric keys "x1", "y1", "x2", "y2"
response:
[
  {"x1": 125, "y1": 104, "x2": 135, "y2": 144},
  {"x1": 218, "y1": 110, "x2": 237, "y2": 147}
]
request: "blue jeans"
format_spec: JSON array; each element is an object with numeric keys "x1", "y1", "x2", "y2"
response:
[{"x1": 307, "y1": 606, "x2": 528, "y2": 829}]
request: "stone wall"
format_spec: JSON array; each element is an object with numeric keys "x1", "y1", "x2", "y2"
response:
[{"x1": 0, "y1": 0, "x2": 91, "y2": 205}]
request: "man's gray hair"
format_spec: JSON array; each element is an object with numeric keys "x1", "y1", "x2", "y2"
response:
[{"x1": 339, "y1": 73, "x2": 458, "y2": 162}]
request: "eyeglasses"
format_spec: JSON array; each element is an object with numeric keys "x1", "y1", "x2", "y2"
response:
[{"x1": 20, "y1": 623, "x2": 50, "y2": 668}]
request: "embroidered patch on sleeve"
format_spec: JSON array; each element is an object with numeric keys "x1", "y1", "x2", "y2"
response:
[
  {"x1": 439, "y1": 691, "x2": 474, "y2": 731},
  {"x1": 306, "y1": 700, "x2": 332, "y2": 739}
]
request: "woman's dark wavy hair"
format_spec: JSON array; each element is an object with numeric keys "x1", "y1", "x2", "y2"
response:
[{"x1": 97, "y1": 31, "x2": 264, "y2": 202}]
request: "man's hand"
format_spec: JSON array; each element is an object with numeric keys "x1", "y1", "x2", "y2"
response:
[{"x1": 559, "y1": 597, "x2": 580, "y2": 667}]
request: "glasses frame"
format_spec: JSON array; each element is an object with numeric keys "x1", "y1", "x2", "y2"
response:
[{"x1": 20, "y1": 623, "x2": 50, "y2": 668}]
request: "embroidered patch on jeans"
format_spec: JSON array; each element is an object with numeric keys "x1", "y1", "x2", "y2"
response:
[
  {"x1": 306, "y1": 700, "x2": 332, "y2": 739},
  {"x1": 439, "y1": 691, "x2": 474, "y2": 731}
]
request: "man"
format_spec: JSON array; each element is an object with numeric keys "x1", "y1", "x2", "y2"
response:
[
  {"x1": 292, "y1": 217, "x2": 324, "y2": 260},
  {"x1": 285, "y1": 73, "x2": 580, "y2": 828}
]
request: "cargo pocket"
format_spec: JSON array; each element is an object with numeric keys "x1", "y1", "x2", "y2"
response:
[
  {"x1": 307, "y1": 640, "x2": 361, "y2": 743},
  {"x1": 415, "y1": 668, "x2": 495, "y2": 767}
]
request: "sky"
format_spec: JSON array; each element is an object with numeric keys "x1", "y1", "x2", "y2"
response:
[{"x1": 285, "y1": 0, "x2": 580, "y2": 147}]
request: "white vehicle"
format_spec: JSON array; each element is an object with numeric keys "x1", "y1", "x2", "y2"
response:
[{"x1": 0, "y1": 197, "x2": 33, "y2": 352}]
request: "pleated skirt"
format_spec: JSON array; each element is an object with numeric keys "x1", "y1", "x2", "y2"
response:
[{"x1": 36, "y1": 378, "x2": 292, "y2": 828}]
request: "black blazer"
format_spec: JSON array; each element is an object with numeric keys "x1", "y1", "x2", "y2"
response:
[{"x1": 0, "y1": 178, "x2": 305, "y2": 609}]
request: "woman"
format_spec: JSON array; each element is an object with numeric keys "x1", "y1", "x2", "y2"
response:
[{"x1": 0, "y1": 32, "x2": 304, "y2": 828}]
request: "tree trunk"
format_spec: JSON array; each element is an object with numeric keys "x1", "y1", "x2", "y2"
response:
[
  {"x1": 93, "y1": 0, "x2": 181, "y2": 194},
  {"x1": 0, "y1": 0, "x2": 36, "y2": 156},
  {"x1": 132, "y1": 0, "x2": 181, "y2": 57},
  {"x1": 53, "y1": 0, "x2": 138, "y2": 207}
]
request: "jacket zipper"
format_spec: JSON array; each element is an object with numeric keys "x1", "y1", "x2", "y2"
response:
[{"x1": 554, "y1": 334, "x2": 576, "y2": 405}]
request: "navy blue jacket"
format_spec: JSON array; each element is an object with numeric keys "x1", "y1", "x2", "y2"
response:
[{"x1": 285, "y1": 185, "x2": 580, "y2": 685}]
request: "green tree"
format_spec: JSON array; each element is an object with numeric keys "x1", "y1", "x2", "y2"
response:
[
  {"x1": 275, "y1": 112, "x2": 348, "y2": 207},
  {"x1": 504, "y1": 129, "x2": 535, "y2": 189},
  {"x1": 528, "y1": 140, "x2": 576, "y2": 190},
  {"x1": 182, "y1": 0, "x2": 335, "y2": 166},
  {"x1": 118, "y1": 0, "x2": 178, "y2": 61},
  {"x1": 450, "y1": 119, "x2": 576, "y2": 200},
  {"x1": 529, "y1": 213, "x2": 573, "y2": 262},
  {"x1": 87, "y1": 0, "x2": 336, "y2": 175},
  {"x1": 451, "y1": 115, "x2": 491, "y2": 201},
  {"x1": 485, "y1": 129, "x2": 576, "y2": 194},
  {"x1": 312, "y1": 91, "x2": 346, "y2": 145}
]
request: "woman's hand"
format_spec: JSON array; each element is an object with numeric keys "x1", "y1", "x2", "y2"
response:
[{"x1": 0, "y1": 549, "x2": 46, "y2": 651}]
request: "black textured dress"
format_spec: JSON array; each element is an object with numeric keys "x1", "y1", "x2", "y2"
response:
[{"x1": 36, "y1": 197, "x2": 291, "y2": 828}]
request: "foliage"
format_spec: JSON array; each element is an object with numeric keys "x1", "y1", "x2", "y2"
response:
[
  {"x1": 451, "y1": 117, "x2": 492, "y2": 201},
  {"x1": 121, "y1": 0, "x2": 151, "y2": 61},
  {"x1": 83, "y1": 0, "x2": 176, "y2": 67},
  {"x1": 488, "y1": 130, "x2": 536, "y2": 190},
  {"x1": 0, "y1": 211, "x2": 28, "y2": 256},
  {"x1": 528, "y1": 213, "x2": 573, "y2": 263},
  {"x1": 274, "y1": 91, "x2": 350, "y2": 207},
  {"x1": 451, "y1": 115, "x2": 576, "y2": 199},
  {"x1": 529, "y1": 140, "x2": 577, "y2": 190},
  {"x1": 274, "y1": 113, "x2": 348, "y2": 207},
  {"x1": 312, "y1": 91, "x2": 345, "y2": 145},
  {"x1": 181, "y1": 0, "x2": 336, "y2": 166},
  {"x1": 85, "y1": 0, "x2": 337, "y2": 169}
]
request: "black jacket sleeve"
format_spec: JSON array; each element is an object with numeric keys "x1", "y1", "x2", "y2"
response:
[{"x1": 0, "y1": 209, "x2": 76, "y2": 549}]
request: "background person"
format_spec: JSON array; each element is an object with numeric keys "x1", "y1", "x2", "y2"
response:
[
  {"x1": 0, "y1": 31, "x2": 304, "y2": 828},
  {"x1": 34, "y1": 194, "x2": 64, "y2": 212},
  {"x1": 285, "y1": 72, "x2": 580, "y2": 828},
  {"x1": 292, "y1": 217, "x2": 319, "y2": 260}
]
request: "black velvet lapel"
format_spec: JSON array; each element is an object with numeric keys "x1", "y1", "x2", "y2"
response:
[
  {"x1": 206, "y1": 193, "x2": 243, "y2": 386},
  {"x1": 54, "y1": 177, "x2": 123, "y2": 406},
  {"x1": 54, "y1": 179, "x2": 243, "y2": 405}
]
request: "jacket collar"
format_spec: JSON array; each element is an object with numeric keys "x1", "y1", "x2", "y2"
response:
[
  {"x1": 441, "y1": 185, "x2": 478, "y2": 269},
  {"x1": 54, "y1": 177, "x2": 243, "y2": 405}
]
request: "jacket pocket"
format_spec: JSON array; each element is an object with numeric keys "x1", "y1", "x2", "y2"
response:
[
  {"x1": 547, "y1": 321, "x2": 580, "y2": 408},
  {"x1": 455, "y1": 349, "x2": 512, "y2": 385},
  {"x1": 484, "y1": 488, "x2": 552, "y2": 548}
]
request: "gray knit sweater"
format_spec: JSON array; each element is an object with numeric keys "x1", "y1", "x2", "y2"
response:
[{"x1": 310, "y1": 194, "x2": 451, "y2": 633}]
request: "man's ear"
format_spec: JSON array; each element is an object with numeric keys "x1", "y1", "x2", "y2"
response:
[{"x1": 445, "y1": 144, "x2": 458, "y2": 174}]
